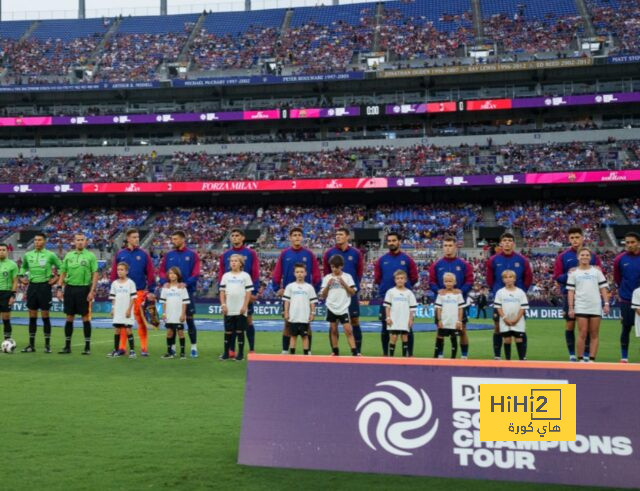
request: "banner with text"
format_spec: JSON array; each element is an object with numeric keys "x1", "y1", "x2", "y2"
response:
[{"x1": 239, "y1": 356, "x2": 639, "y2": 488}]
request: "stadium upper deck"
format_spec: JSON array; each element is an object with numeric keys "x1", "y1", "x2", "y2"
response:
[{"x1": 0, "y1": 0, "x2": 637, "y2": 87}]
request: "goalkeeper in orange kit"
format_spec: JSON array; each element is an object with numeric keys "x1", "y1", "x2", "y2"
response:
[{"x1": 109, "y1": 229, "x2": 158, "y2": 356}]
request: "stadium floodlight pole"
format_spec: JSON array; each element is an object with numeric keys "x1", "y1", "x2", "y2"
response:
[
  {"x1": 160, "y1": 0, "x2": 167, "y2": 15},
  {"x1": 245, "y1": 0, "x2": 251, "y2": 11},
  {"x1": 332, "y1": 0, "x2": 338, "y2": 4},
  {"x1": 78, "y1": 0, "x2": 85, "y2": 19}
]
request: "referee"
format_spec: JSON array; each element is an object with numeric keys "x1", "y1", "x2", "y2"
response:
[
  {"x1": 19, "y1": 232, "x2": 62, "y2": 353},
  {"x1": 57, "y1": 233, "x2": 98, "y2": 355},
  {"x1": 0, "y1": 244, "x2": 19, "y2": 341}
]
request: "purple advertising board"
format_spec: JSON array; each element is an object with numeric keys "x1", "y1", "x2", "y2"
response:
[
  {"x1": 0, "y1": 183, "x2": 80, "y2": 193},
  {"x1": 239, "y1": 356, "x2": 640, "y2": 488},
  {"x1": 387, "y1": 174, "x2": 526, "y2": 188}
]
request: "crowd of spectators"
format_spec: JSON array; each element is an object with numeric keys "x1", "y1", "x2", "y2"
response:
[
  {"x1": 495, "y1": 200, "x2": 616, "y2": 248},
  {"x1": 190, "y1": 26, "x2": 279, "y2": 71},
  {"x1": 275, "y1": 14, "x2": 375, "y2": 74},
  {"x1": 3, "y1": 140, "x2": 636, "y2": 185},
  {"x1": 97, "y1": 31, "x2": 189, "y2": 82},
  {"x1": 256, "y1": 205, "x2": 367, "y2": 249},
  {"x1": 61, "y1": 154, "x2": 155, "y2": 182},
  {"x1": 378, "y1": 7, "x2": 473, "y2": 60},
  {"x1": 587, "y1": 0, "x2": 640, "y2": 55},
  {"x1": 2, "y1": 0, "x2": 640, "y2": 85},
  {"x1": 619, "y1": 198, "x2": 640, "y2": 224},
  {"x1": 371, "y1": 204, "x2": 482, "y2": 248},
  {"x1": 0, "y1": 208, "x2": 50, "y2": 240},
  {"x1": 5, "y1": 36, "x2": 101, "y2": 79},
  {"x1": 42, "y1": 208, "x2": 150, "y2": 250},
  {"x1": 0, "y1": 156, "x2": 62, "y2": 184},
  {"x1": 151, "y1": 207, "x2": 256, "y2": 250},
  {"x1": 483, "y1": 10, "x2": 583, "y2": 55}
]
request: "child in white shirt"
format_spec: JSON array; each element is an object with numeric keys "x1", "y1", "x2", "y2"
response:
[
  {"x1": 219, "y1": 254, "x2": 253, "y2": 361},
  {"x1": 108, "y1": 262, "x2": 137, "y2": 358},
  {"x1": 434, "y1": 272, "x2": 465, "y2": 359},
  {"x1": 567, "y1": 247, "x2": 610, "y2": 362},
  {"x1": 321, "y1": 254, "x2": 358, "y2": 357},
  {"x1": 384, "y1": 270, "x2": 417, "y2": 357},
  {"x1": 160, "y1": 267, "x2": 190, "y2": 359},
  {"x1": 493, "y1": 270, "x2": 529, "y2": 360},
  {"x1": 284, "y1": 263, "x2": 318, "y2": 355}
]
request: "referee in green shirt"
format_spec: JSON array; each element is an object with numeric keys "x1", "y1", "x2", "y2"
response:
[
  {"x1": 19, "y1": 232, "x2": 62, "y2": 353},
  {"x1": 57, "y1": 233, "x2": 98, "y2": 355},
  {"x1": 0, "y1": 243, "x2": 19, "y2": 340}
]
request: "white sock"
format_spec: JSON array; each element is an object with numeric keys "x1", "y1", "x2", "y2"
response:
[{"x1": 191, "y1": 344, "x2": 197, "y2": 351}]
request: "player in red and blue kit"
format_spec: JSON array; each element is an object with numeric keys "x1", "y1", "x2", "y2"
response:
[
  {"x1": 158, "y1": 230, "x2": 201, "y2": 358},
  {"x1": 219, "y1": 229, "x2": 260, "y2": 354},
  {"x1": 553, "y1": 227, "x2": 603, "y2": 361},
  {"x1": 486, "y1": 232, "x2": 533, "y2": 360},
  {"x1": 429, "y1": 236, "x2": 473, "y2": 358},
  {"x1": 374, "y1": 232, "x2": 419, "y2": 356},
  {"x1": 272, "y1": 227, "x2": 321, "y2": 353},
  {"x1": 323, "y1": 227, "x2": 364, "y2": 353},
  {"x1": 613, "y1": 231, "x2": 640, "y2": 363},
  {"x1": 110, "y1": 228, "x2": 156, "y2": 356}
]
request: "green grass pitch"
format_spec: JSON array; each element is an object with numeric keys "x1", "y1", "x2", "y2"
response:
[{"x1": 1, "y1": 319, "x2": 633, "y2": 490}]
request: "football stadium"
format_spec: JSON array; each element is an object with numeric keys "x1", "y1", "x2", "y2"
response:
[{"x1": 1, "y1": 0, "x2": 639, "y2": 488}]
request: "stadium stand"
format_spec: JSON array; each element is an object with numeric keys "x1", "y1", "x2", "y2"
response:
[
  {"x1": 98, "y1": 14, "x2": 198, "y2": 82},
  {"x1": 190, "y1": 9, "x2": 285, "y2": 71},
  {"x1": 1, "y1": 140, "x2": 638, "y2": 183},
  {"x1": 378, "y1": 0, "x2": 473, "y2": 60},
  {"x1": 42, "y1": 208, "x2": 151, "y2": 249},
  {"x1": 587, "y1": 0, "x2": 640, "y2": 55},
  {"x1": 2, "y1": 0, "x2": 640, "y2": 83},
  {"x1": 481, "y1": 0, "x2": 584, "y2": 56},
  {"x1": 4, "y1": 18, "x2": 108, "y2": 82},
  {"x1": 494, "y1": 200, "x2": 616, "y2": 248}
]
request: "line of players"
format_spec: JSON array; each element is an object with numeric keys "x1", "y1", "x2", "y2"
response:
[{"x1": 1, "y1": 225, "x2": 640, "y2": 362}]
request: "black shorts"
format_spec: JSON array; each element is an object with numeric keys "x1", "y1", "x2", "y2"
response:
[
  {"x1": 224, "y1": 315, "x2": 247, "y2": 332},
  {"x1": 0, "y1": 291, "x2": 13, "y2": 313},
  {"x1": 388, "y1": 329, "x2": 409, "y2": 336},
  {"x1": 26, "y1": 282, "x2": 53, "y2": 311},
  {"x1": 575, "y1": 313, "x2": 601, "y2": 319},
  {"x1": 63, "y1": 285, "x2": 91, "y2": 316},
  {"x1": 113, "y1": 323, "x2": 133, "y2": 329},
  {"x1": 165, "y1": 323, "x2": 184, "y2": 330},
  {"x1": 437, "y1": 328, "x2": 457, "y2": 337},
  {"x1": 349, "y1": 296, "x2": 360, "y2": 319},
  {"x1": 502, "y1": 330, "x2": 525, "y2": 338},
  {"x1": 327, "y1": 309, "x2": 350, "y2": 325},
  {"x1": 289, "y1": 322, "x2": 310, "y2": 337},
  {"x1": 621, "y1": 302, "x2": 635, "y2": 328}
]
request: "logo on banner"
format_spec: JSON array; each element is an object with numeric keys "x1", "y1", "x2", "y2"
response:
[{"x1": 356, "y1": 381, "x2": 439, "y2": 456}]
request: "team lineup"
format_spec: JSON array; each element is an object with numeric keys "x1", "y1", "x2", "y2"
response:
[{"x1": 1, "y1": 225, "x2": 640, "y2": 363}]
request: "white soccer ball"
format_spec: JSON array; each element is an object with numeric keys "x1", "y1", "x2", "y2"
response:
[{"x1": 1, "y1": 338, "x2": 16, "y2": 353}]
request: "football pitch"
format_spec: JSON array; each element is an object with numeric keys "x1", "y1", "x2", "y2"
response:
[{"x1": 1, "y1": 319, "x2": 632, "y2": 490}]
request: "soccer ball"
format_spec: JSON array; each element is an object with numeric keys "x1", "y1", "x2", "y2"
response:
[{"x1": 1, "y1": 338, "x2": 16, "y2": 353}]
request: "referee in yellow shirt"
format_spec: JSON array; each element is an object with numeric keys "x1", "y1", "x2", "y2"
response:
[{"x1": 57, "y1": 233, "x2": 98, "y2": 355}]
